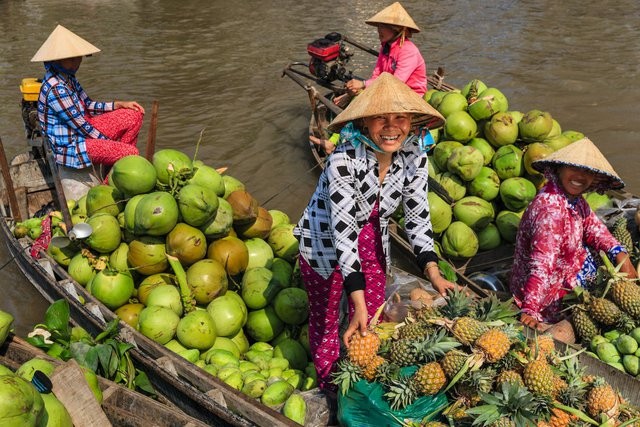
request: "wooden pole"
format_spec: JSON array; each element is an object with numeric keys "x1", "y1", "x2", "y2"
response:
[
  {"x1": 145, "y1": 100, "x2": 159, "y2": 161},
  {"x1": 0, "y1": 137, "x2": 22, "y2": 222}
]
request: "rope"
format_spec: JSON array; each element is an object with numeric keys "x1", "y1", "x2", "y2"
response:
[{"x1": 260, "y1": 162, "x2": 322, "y2": 207}]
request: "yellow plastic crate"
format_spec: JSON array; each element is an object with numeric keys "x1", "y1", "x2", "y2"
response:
[{"x1": 20, "y1": 78, "x2": 41, "y2": 102}]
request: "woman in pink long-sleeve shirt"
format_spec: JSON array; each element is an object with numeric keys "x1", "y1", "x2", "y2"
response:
[
  {"x1": 510, "y1": 137, "x2": 637, "y2": 330},
  {"x1": 342, "y1": 2, "x2": 427, "y2": 97}
]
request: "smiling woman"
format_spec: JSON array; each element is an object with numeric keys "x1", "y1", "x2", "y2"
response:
[
  {"x1": 293, "y1": 73, "x2": 455, "y2": 391},
  {"x1": 510, "y1": 137, "x2": 638, "y2": 330}
]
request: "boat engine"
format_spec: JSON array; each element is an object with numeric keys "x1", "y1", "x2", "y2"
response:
[
  {"x1": 20, "y1": 78, "x2": 42, "y2": 141},
  {"x1": 307, "y1": 32, "x2": 354, "y2": 83}
]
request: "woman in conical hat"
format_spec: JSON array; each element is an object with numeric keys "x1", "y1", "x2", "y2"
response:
[
  {"x1": 315, "y1": 2, "x2": 427, "y2": 152},
  {"x1": 33, "y1": 25, "x2": 145, "y2": 173},
  {"x1": 295, "y1": 73, "x2": 454, "y2": 390},
  {"x1": 510, "y1": 137, "x2": 637, "y2": 331}
]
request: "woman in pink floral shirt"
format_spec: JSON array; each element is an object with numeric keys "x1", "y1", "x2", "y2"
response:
[{"x1": 510, "y1": 137, "x2": 637, "y2": 330}]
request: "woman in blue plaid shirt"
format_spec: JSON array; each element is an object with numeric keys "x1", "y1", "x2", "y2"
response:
[{"x1": 32, "y1": 25, "x2": 145, "y2": 170}]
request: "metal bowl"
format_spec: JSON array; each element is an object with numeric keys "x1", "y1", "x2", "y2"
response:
[{"x1": 467, "y1": 272, "x2": 506, "y2": 293}]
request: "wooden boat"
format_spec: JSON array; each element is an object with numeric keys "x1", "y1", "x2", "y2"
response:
[
  {"x1": 0, "y1": 136, "x2": 469, "y2": 426},
  {"x1": 0, "y1": 334, "x2": 211, "y2": 427},
  {"x1": 282, "y1": 34, "x2": 640, "y2": 292}
]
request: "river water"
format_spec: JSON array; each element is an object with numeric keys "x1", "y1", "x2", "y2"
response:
[{"x1": 0, "y1": 0, "x2": 638, "y2": 334}]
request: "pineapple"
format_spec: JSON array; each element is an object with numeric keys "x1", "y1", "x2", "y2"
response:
[
  {"x1": 440, "y1": 349, "x2": 470, "y2": 379},
  {"x1": 587, "y1": 296, "x2": 622, "y2": 326},
  {"x1": 390, "y1": 328, "x2": 461, "y2": 367},
  {"x1": 330, "y1": 359, "x2": 362, "y2": 396},
  {"x1": 571, "y1": 305, "x2": 601, "y2": 342},
  {"x1": 546, "y1": 407, "x2": 573, "y2": 427},
  {"x1": 347, "y1": 330, "x2": 381, "y2": 367},
  {"x1": 586, "y1": 377, "x2": 619, "y2": 419},
  {"x1": 412, "y1": 304, "x2": 442, "y2": 323},
  {"x1": 465, "y1": 382, "x2": 541, "y2": 427},
  {"x1": 451, "y1": 316, "x2": 489, "y2": 345},
  {"x1": 612, "y1": 216, "x2": 634, "y2": 254},
  {"x1": 454, "y1": 367, "x2": 495, "y2": 407},
  {"x1": 422, "y1": 422, "x2": 448, "y2": 427},
  {"x1": 413, "y1": 361, "x2": 447, "y2": 396},
  {"x1": 531, "y1": 334, "x2": 556, "y2": 361},
  {"x1": 600, "y1": 251, "x2": 640, "y2": 319},
  {"x1": 440, "y1": 286, "x2": 474, "y2": 319},
  {"x1": 397, "y1": 318, "x2": 431, "y2": 341},
  {"x1": 475, "y1": 328, "x2": 512, "y2": 363},
  {"x1": 361, "y1": 355, "x2": 386, "y2": 382},
  {"x1": 551, "y1": 375, "x2": 568, "y2": 400},
  {"x1": 495, "y1": 369, "x2": 524, "y2": 389},
  {"x1": 616, "y1": 311, "x2": 637, "y2": 334},
  {"x1": 523, "y1": 358, "x2": 555, "y2": 397},
  {"x1": 384, "y1": 375, "x2": 418, "y2": 410}
]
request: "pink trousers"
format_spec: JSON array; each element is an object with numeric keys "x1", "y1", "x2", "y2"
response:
[
  {"x1": 300, "y1": 203, "x2": 386, "y2": 390},
  {"x1": 85, "y1": 109, "x2": 144, "y2": 167}
]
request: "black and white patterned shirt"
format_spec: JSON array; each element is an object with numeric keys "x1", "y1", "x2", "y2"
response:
[{"x1": 295, "y1": 135, "x2": 438, "y2": 291}]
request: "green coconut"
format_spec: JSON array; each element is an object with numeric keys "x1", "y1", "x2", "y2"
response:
[
  {"x1": 190, "y1": 161, "x2": 226, "y2": 197},
  {"x1": 0, "y1": 374, "x2": 45, "y2": 426},
  {"x1": 127, "y1": 235, "x2": 168, "y2": 276},
  {"x1": 543, "y1": 134, "x2": 573, "y2": 152},
  {"x1": 0, "y1": 310, "x2": 14, "y2": 347},
  {"x1": 153, "y1": 149, "x2": 193, "y2": 185},
  {"x1": 468, "y1": 88, "x2": 509, "y2": 121},
  {"x1": 85, "y1": 213, "x2": 122, "y2": 254},
  {"x1": 222, "y1": 175, "x2": 246, "y2": 199},
  {"x1": 267, "y1": 223, "x2": 299, "y2": 263},
  {"x1": 460, "y1": 79, "x2": 488, "y2": 100},
  {"x1": 427, "y1": 192, "x2": 452, "y2": 234},
  {"x1": 495, "y1": 210, "x2": 524, "y2": 243},
  {"x1": 476, "y1": 223, "x2": 502, "y2": 251},
  {"x1": 441, "y1": 221, "x2": 479, "y2": 259},
  {"x1": 484, "y1": 112, "x2": 519, "y2": 147},
  {"x1": 499, "y1": 177, "x2": 537, "y2": 211},
  {"x1": 518, "y1": 110, "x2": 553, "y2": 143},
  {"x1": 492, "y1": 144, "x2": 524, "y2": 180},
  {"x1": 437, "y1": 92, "x2": 468, "y2": 117},
  {"x1": 133, "y1": 191, "x2": 179, "y2": 236},
  {"x1": 562, "y1": 130, "x2": 585, "y2": 143},
  {"x1": 436, "y1": 172, "x2": 467, "y2": 201},
  {"x1": 523, "y1": 142, "x2": 554, "y2": 175},
  {"x1": 433, "y1": 140, "x2": 464, "y2": 171},
  {"x1": 86, "y1": 184, "x2": 123, "y2": 217},
  {"x1": 443, "y1": 111, "x2": 477, "y2": 143},
  {"x1": 177, "y1": 184, "x2": 219, "y2": 227},
  {"x1": 467, "y1": 167, "x2": 501, "y2": 201},
  {"x1": 467, "y1": 138, "x2": 495, "y2": 166},
  {"x1": 452, "y1": 196, "x2": 495, "y2": 230},
  {"x1": 547, "y1": 119, "x2": 562, "y2": 138},
  {"x1": 446, "y1": 146, "x2": 484, "y2": 181},
  {"x1": 200, "y1": 198, "x2": 234, "y2": 239},
  {"x1": 584, "y1": 192, "x2": 614, "y2": 212},
  {"x1": 111, "y1": 155, "x2": 157, "y2": 197}
]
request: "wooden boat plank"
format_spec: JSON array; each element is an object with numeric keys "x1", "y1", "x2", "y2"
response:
[{"x1": 0, "y1": 335, "x2": 211, "y2": 427}]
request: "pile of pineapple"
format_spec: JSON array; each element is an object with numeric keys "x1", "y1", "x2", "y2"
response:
[
  {"x1": 565, "y1": 235, "x2": 640, "y2": 377},
  {"x1": 333, "y1": 289, "x2": 640, "y2": 426}
]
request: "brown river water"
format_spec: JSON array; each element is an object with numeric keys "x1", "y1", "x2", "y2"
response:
[{"x1": 0, "y1": 0, "x2": 638, "y2": 334}]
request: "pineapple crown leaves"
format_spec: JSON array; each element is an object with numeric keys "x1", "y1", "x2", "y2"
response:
[
  {"x1": 383, "y1": 375, "x2": 418, "y2": 411},
  {"x1": 330, "y1": 359, "x2": 363, "y2": 396},
  {"x1": 440, "y1": 286, "x2": 474, "y2": 319},
  {"x1": 465, "y1": 382, "x2": 539, "y2": 427},
  {"x1": 472, "y1": 295, "x2": 520, "y2": 323},
  {"x1": 417, "y1": 328, "x2": 463, "y2": 362}
]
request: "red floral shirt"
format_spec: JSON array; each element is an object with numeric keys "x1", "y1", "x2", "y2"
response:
[{"x1": 510, "y1": 179, "x2": 620, "y2": 323}]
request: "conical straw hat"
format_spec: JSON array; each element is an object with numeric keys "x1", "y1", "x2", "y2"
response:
[
  {"x1": 327, "y1": 72, "x2": 444, "y2": 133},
  {"x1": 532, "y1": 137, "x2": 624, "y2": 190},
  {"x1": 31, "y1": 25, "x2": 100, "y2": 62},
  {"x1": 365, "y1": 2, "x2": 420, "y2": 33}
]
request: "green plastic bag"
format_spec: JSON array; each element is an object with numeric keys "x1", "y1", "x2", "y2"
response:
[{"x1": 337, "y1": 367, "x2": 449, "y2": 426}]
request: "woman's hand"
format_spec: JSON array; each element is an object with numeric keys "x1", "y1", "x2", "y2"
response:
[
  {"x1": 520, "y1": 312, "x2": 546, "y2": 331},
  {"x1": 617, "y1": 252, "x2": 638, "y2": 279},
  {"x1": 343, "y1": 290, "x2": 369, "y2": 348},
  {"x1": 309, "y1": 135, "x2": 336, "y2": 155},
  {"x1": 115, "y1": 101, "x2": 145, "y2": 114},
  {"x1": 344, "y1": 79, "x2": 365, "y2": 96},
  {"x1": 423, "y1": 263, "x2": 456, "y2": 297}
]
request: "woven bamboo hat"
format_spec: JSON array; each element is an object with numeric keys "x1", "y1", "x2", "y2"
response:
[
  {"x1": 365, "y1": 2, "x2": 420, "y2": 33},
  {"x1": 31, "y1": 25, "x2": 100, "y2": 62},
  {"x1": 532, "y1": 137, "x2": 624, "y2": 191},
  {"x1": 327, "y1": 72, "x2": 444, "y2": 133}
]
